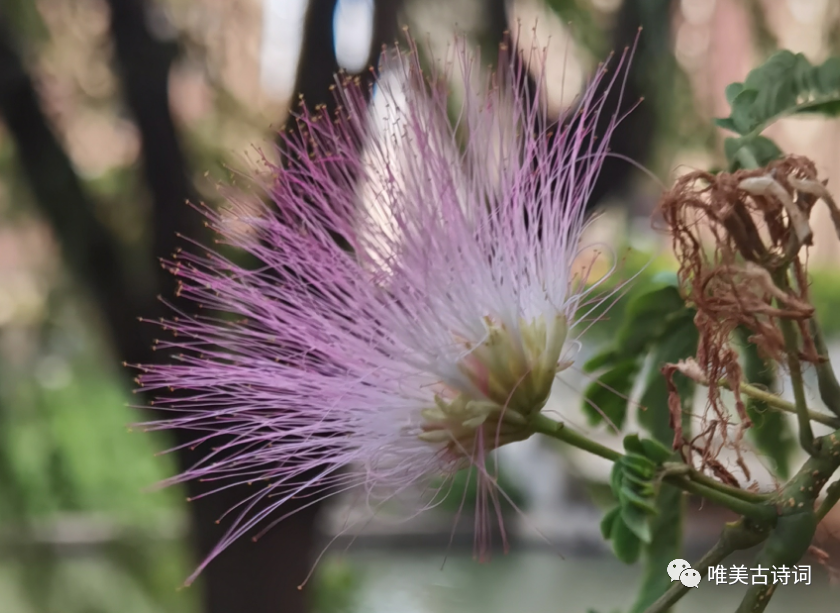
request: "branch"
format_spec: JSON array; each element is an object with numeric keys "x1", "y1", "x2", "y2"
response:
[
  {"x1": 105, "y1": 0, "x2": 202, "y2": 304},
  {"x1": 735, "y1": 431, "x2": 840, "y2": 612},
  {"x1": 530, "y1": 414, "x2": 623, "y2": 462},
  {"x1": 684, "y1": 468, "x2": 770, "y2": 504},
  {"x1": 645, "y1": 537, "x2": 732, "y2": 613},
  {"x1": 532, "y1": 416, "x2": 774, "y2": 517},
  {"x1": 774, "y1": 271, "x2": 817, "y2": 455},
  {"x1": 644, "y1": 519, "x2": 771, "y2": 613},
  {"x1": 674, "y1": 360, "x2": 840, "y2": 429},
  {"x1": 663, "y1": 476, "x2": 776, "y2": 522},
  {"x1": 736, "y1": 380, "x2": 840, "y2": 428}
]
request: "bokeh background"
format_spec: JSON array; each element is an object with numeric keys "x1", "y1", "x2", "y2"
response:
[{"x1": 2, "y1": 1, "x2": 840, "y2": 612}]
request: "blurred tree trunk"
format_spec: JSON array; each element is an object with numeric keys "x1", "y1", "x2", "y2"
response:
[
  {"x1": 483, "y1": 0, "x2": 660, "y2": 211},
  {"x1": 0, "y1": 17, "x2": 159, "y2": 368},
  {"x1": 291, "y1": 0, "x2": 342, "y2": 112},
  {"x1": 589, "y1": 0, "x2": 671, "y2": 211},
  {"x1": 1, "y1": 4, "x2": 327, "y2": 613},
  {"x1": 290, "y1": 0, "x2": 401, "y2": 117},
  {"x1": 106, "y1": 0, "x2": 200, "y2": 303}
]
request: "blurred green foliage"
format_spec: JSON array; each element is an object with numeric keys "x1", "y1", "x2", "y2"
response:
[
  {"x1": 0, "y1": 291, "x2": 199, "y2": 613},
  {"x1": 312, "y1": 557, "x2": 363, "y2": 613},
  {"x1": 0, "y1": 365, "x2": 179, "y2": 521},
  {"x1": 434, "y1": 460, "x2": 528, "y2": 514}
]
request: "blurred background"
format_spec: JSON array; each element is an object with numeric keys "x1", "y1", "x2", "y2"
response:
[{"x1": 3, "y1": 1, "x2": 840, "y2": 612}]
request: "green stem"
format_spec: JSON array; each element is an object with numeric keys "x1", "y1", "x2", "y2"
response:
[
  {"x1": 529, "y1": 413, "x2": 622, "y2": 462},
  {"x1": 643, "y1": 538, "x2": 731, "y2": 613},
  {"x1": 686, "y1": 468, "x2": 770, "y2": 504},
  {"x1": 734, "y1": 380, "x2": 840, "y2": 428},
  {"x1": 735, "y1": 146, "x2": 760, "y2": 170},
  {"x1": 643, "y1": 519, "x2": 770, "y2": 613},
  {"x1": 531, "y1": 415, "x2": 774, "y2": 517},
  {"x1": 736, "y1": 432, "x2": 840, "y2": 613},
  {"x1": 786, "y1": 331, "x2": 817, "y2": 454},
  {"x1": 774, "y1": 270, "x2": 817, "y2": 455},
  {"x1": 664, "y1": 477, "x2": 776, "y2": 522}
]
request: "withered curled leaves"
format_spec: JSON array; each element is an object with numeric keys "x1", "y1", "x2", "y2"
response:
[{"x1": 657, "y1": 155, "x2": 837, "y2": 460}]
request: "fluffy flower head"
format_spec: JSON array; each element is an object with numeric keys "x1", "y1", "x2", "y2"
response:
[{"x1": 137, "y1": 35, "x2": 632, "y2": 581}]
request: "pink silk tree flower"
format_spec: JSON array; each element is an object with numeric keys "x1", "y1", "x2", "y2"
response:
[{"x1": 135, "y1": 36, "x2": 634, "y2": 583}]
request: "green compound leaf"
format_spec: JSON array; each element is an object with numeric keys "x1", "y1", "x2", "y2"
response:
[
  {"x1": 581, "y1": 359, "x2": 638, "y2": 429},
  {"x1": 640, "y1": 438, "x2": 673, "y2": 464},
  {"x1": 725, "y1": 81, "x2": 746, "y2": 104},
  {"x1": 628, "y1": 484, "x2": 684, "y2": 613},
  {"x1": 715, "y1": 116, "x2": 739, "y2": 133},
  {"x1": 622, "y1": 434, "x2": 671, "y2": 465},
  {"x1": 717, "y1": 51, "x2": 840, "y2": 168},
  {"x1": 615, "y1": 285, "x2": 685, "y2": 358},
  {"x1": 621, "y1": 471, "x2": 655, "y2": 496},
  {"x1": 815, "y1": 57, "x2": 840, "y2": 93},
  {"x1": 605, "y1": 453, "x2": 660, "y2": 552},
  {"x1": 622, "y1": 434, "x2": 646, "y2": 456},
  {"x1": 621, "y1": 453, "x2": 656, "y2": 480},
  {"x1": 619, "y1": 485, "x2": 659, "y2": 516},
  {"x1": 582, "y1": 281, "x2": 690, "y2": 430},
  {"x1": 638, "y1": 311, "x2": 699, "y2": 442},
  {"x1": 583, "y1": 278, "x2": 685, "y2": 375},
  {"x1": 582, "y1": 348, "x2": 620, "y2": 374},
  {"x1": 628, "y1": 313, "x2": 697, "y2": 611},
  {"x1": 730, "y1": 88, "x2": 761, "y2": 134},
  {"x1": 624, "y1": 434, "x2": 674, "y2": 466},
  {"x1": 609, "y1": 469, "x2": 623, "y2": 512}
]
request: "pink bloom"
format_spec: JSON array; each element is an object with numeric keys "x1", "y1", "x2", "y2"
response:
[{"x1": 136, "y1": 36, "x2": 632, "y2": 582}]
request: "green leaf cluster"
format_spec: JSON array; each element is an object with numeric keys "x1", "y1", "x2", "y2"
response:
[
  {"x1": 600, "y1": 435, "x2": 672, "y2": 564},
  {"x1": 582, "y1": 275, "x2": 696, "y2": 436},
  {"x1": 584, "y1": 275, "x2": 699, "y2": 607},
  {"x1": 716, "y1": 51, "x2": 840, "y2": 169}
]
